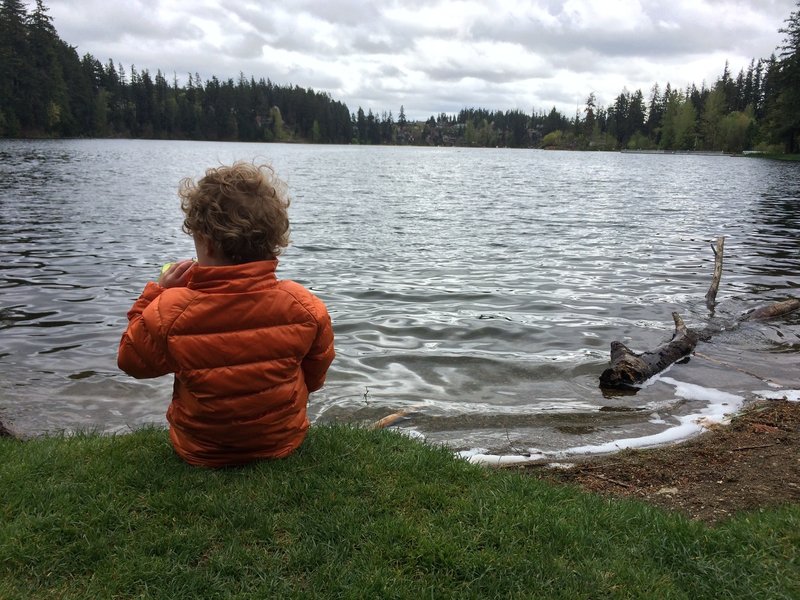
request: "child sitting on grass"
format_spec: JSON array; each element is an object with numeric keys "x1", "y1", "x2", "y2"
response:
[{"x1": 118, "y1": 161, "x2": 335, "y2": 467}]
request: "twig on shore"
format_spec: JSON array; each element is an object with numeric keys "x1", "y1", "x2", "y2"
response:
[
  {"x1": 504, "y1": 429, "x2": 531, "y2": 456},
  {"x1": 369, "y1": 411, "x2": 409, "y2": 429},
  {"x1": 581, "y1": 462, "x2": 623, "y2": 470},
  {"x1": 587, "y1": 472, "x2": 633, "y2": 488},
  {"x1": 732, "y1": 443, "x2": 776, "y2": 452}
]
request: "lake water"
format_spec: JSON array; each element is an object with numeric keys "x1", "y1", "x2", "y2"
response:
[{"x1": 1, "y1": 139, "x2": 798, "y2": 462}]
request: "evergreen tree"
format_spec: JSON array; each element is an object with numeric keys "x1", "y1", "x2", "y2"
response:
[
  {"x1": 542, "y1": 106, "x2": 565, "y2": 135},
  {"x1": 627, "y1": 89, "x2": 646, "y2": 141},
  {"x1": 753, "y1": 59, "x2": 765, "y2": 118},
  {"x1": 366, "y1": 109, "x2": 380, "y2": 144},
  {"x1": 355, "y1": 107, "x2": 366, "y2": 143},
  {"x1": 733, "y1": 68, "x2": 746, "y2": 111},
  {"x1": 3, "y1": 0, "x2": 796, "y2": 152},
  {"x1": 719, "y1": 60, "x2": 737, "y2": 111},
  {"x1": 26, "y1": 0, "x2": 68, "y2": 132},
  {"x1": 504, "y1": 109, "x2": 529, "y2": 147},
  {"x1": 645, "y1": 83, "x2": 663, "y2": 142},
  {"x1": 743, "y1": 59, "x2": 756, "y2": 109},
  {"x1": 608, "y1": 90, "x2": 629, "y2": 146},
  {"x1": 768, "y1": 1, "x2": 800, "y2": 152},
  {"x1": 0, "y1": 0, "x2": 31, "y2": 133},
  {"x1": 583, "y1": 92, "x2": 597, "y2": 141}
]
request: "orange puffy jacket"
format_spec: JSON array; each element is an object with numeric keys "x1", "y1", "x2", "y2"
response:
[{"x1": 118, "y1": 260, "x2": 335, "y2": 467}]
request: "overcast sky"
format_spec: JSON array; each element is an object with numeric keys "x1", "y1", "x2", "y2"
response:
[{"x1": 39, "y1": 0, "x2": 797, "y2": 120}]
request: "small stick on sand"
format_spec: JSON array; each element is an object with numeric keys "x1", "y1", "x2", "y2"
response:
[
  {"x1": 370, "y1": 411, "x2": 409, "y2": 429},
  {"x1": 732, "y1": 444, "x2": 775, "y2": 452},
  {"x1": 588, "y1": 472, "x2": 633, "y2": 488}
]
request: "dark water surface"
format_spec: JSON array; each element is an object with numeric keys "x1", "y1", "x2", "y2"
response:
[{"x1": 1, "y1": 139, "x2": 798, "y2": 460}]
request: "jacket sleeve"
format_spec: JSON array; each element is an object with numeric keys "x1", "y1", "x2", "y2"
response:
[
  {"x1": 117, "y1": 282, "x2": 173, "y2": 379},
  {"x1": 302, "y1": 299, "x2": 335, "y2": 393}
]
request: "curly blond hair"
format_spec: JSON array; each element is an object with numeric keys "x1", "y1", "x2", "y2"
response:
[{"x1": 179, "y1": 162, "x2": 291, "y2": 263}]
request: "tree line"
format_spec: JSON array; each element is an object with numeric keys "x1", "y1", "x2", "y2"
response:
[
  {"x1": 0, "y1": 0, "x2": 352, "y2": 142},
  {"x1": 1, "y1": 0, "x2": 798, "y2": 153}
]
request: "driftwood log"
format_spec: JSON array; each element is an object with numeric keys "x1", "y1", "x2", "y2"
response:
[
  {"x1": 600, "y1": 237, "x2": 800, "y2": 390},
  {"x1": 599, "y1": 313, "x2": 698, "y2": 388},
  {"x1": 742, "y1": 298, "x2": 800, "y2": 322}
]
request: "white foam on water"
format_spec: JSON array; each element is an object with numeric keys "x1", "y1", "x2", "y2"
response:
[
  {"x1": 754, "y1": 389, "x2": 800, "y2": 402},
  {"x1": 658, "y1": 377, "x2": 743, "y2": 404},
  {"x1": 458, "y1": 448, "x2": 549, "y2": 465},
  {"x1": 412, "y1": 382, "x2": 800, "y2": 467},
  {"x1": 399, "y1": 427, "x2": 426, "y2": 440},
  {"x1": 460, "y1": 377, "x2": 746, "y2": 466}
]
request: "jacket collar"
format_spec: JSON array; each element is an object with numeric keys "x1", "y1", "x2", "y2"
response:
[{"x1": 188, "y1": 260, "x2": 278, "y2": 293}]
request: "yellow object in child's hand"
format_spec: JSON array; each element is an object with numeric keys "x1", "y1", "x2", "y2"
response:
[{"x1": 160, "y1": 262, "x2": 175, "y2": 275}]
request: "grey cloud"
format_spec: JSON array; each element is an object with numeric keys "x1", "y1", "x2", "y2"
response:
[
  {"x1": 224, "y1": 4, "x2": 279, "y2": 37},
  {"x1": 469, "y1": 0, "x2": 792, "y2": 61},
  {"x1": 225, "y1": 33, "x2": 269, "y2": 60},
  {"x1": 44, "y1": 0, "x2": 798, "y2": 123},
  {"x1": 271, "y1": 0, "x2": 421, "y2": 56},
  {"x1": 377, "y1": 64, "x2": 404, "y2": 78},
  {"x1": 235, "y1": 10, "x2": 403, "y2": 57},
  {"x1": 470, "y1": 18, "x2": 710, "y2": 59},
  {"x1": 267, "y1": 28, "x2": 409, "y2": 59},
  {"x1": 292, "y1": 0, "x2": 383, "y2": 28},
  {"x1": 422, "y1": 61, "x2": 548, "y2": 84},
  {"x1": 49, "y1": 0, "x2": 199, "y2": 45},
  {"x1": 268, "y1": 31, "x2": 324, "y2": 54},
  {"x1": 286, "y1": 69, "x2": 344, "y2": 92},
  {"x1": 535, "y1": 83, "x2": 591, "y2": 109},
  {"x1": 349, "y1": 32, "x2": 404, "y2": 54}
]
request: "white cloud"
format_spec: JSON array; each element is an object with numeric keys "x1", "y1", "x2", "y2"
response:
[{"x1": 38, "y1": 0, "x2": 797, "y2": 120}]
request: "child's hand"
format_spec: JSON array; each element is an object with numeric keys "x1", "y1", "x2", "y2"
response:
[{"x1": 158, "y1": 260, "x2": 195, "y2": 288}]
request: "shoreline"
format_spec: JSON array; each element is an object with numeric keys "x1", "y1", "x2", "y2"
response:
[
  {"x1": 460, "y1": 386, "x2": 800, "y2": 467},
  {"x1": 2, "y1": 397, "x2": 799, "y2": 524},
  {"x1": 3, "y1": 388, "x2": 798, "y2": 450},
  {"x1": 511, "y1": 398, "x2": 800, "y2": 524}
]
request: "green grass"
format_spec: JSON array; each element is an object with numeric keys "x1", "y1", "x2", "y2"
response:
[{"x1": 1, "y1": 426, "x2": 798, "y2": 599}]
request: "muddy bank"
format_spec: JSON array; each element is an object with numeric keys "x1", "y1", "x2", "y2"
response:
[{"x1": 511, "y1": 400, "x2": 800, "y2": 524}]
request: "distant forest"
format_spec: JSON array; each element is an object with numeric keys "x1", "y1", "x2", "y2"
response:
[{"x1": 1, "y1": 0, "x2": 798, "y2": 153}]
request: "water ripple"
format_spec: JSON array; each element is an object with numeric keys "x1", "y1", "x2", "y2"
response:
[{"x1": 1, "y1": 140, "x2": 798, "y2": 455}]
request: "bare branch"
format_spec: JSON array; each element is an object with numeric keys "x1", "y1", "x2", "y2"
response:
[{"x1": 705, "y1": 236, "x2": 725, "y2": 310}]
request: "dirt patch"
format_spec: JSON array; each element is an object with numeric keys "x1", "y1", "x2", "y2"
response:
[{"x1": 511, "y1": 400, "x2": 800, "y2": 524}]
